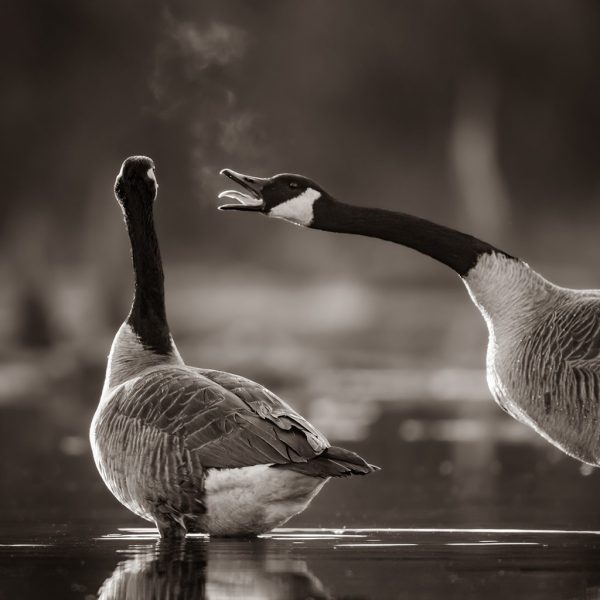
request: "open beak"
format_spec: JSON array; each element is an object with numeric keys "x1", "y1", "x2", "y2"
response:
[{"x1": 218, "y1": 169, "x2": 268, "y2": 211}]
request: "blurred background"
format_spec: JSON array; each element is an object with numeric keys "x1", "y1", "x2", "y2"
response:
[{"x1": 2, "y1": 0, "x2": 600, "y2": 535}]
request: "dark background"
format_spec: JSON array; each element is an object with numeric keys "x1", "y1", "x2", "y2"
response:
[{"x1": 2, "y1": 0, "x2": 600, "y2": 533}]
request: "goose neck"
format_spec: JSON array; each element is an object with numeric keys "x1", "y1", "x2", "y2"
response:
[
  {"x1": 463, "y1": 253, "x2": 554, "y2": 329},
  {"x1": 124, "y1": 204, "x2": 173, "y2": 356},
  {"x1": 312, "y1": 199, "x2": 509, "y2": 277}
]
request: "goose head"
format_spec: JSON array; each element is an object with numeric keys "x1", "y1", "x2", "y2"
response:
[
  {"x1": 115, "y1": 155, "x2": 158, "y2": 212},
  {"x1": 218, "y1": 169, "x2": 327, "y2": 227}
]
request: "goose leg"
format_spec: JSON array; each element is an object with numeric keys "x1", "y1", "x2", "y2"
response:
[{"x1": 155, "y1": 515, "x2": 187, "y2": 540}]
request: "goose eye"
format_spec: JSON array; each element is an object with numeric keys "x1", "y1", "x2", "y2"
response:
[{"x1": 289, "y1": 182, "x2": 299, "y2": 189}]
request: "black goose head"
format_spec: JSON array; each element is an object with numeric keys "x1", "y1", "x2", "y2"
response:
[
  {"x1": 218, "y1": 169, "x2": 328, "y2": 227},
  {"x1": 115, "y1": 156, "x2": 158, "y2": 214}
]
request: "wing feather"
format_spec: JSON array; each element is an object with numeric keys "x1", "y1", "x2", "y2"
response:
[
  {"x1": 194, "y1": 368, "x2": 328, "y2": 453},
  {"x1": 113, "y1": 366, "x2": 329, "y2": 470}
]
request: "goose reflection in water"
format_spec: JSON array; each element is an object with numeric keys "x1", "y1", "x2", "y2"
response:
[{"x1": 97, "y1": 538, "x2": 330, "y2": 600}]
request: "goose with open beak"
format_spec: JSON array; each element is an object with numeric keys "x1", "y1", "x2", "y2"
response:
[{"x1": 218, "y1": 169, "x2": 267, "y2": 211}]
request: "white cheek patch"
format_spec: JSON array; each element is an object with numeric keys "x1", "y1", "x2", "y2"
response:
[
  {"x1": 146, "y1": 168, "x2": 157, "y2": 186},
  {"x1": 269, "y1": 188, "x2": 321, "y2": 226}
]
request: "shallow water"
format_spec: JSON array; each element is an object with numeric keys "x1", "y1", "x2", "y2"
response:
[
  {"x1": 3, "y1": 526, "x2": 600, "y2": 599},
  {"x1": 4, "y1": 396, "x2": 600, "y2": 599},
  {"x1": 5, "y1": 327, "x2": 600, "y2": 600}
]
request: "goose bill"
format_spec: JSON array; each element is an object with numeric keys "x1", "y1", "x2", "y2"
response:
[
  {"x1": 218, "y1": 168, "x2": 266, "y2": 211},
  {"x1": 217, "y1": 190, "x2": 263, "y2": 211}
]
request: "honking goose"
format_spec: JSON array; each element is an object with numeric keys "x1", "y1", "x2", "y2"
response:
[{"x1": 219, "y1": 168, "x2": 600, "y2": 467}]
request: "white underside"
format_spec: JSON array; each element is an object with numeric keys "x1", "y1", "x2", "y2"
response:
[{"x1": 204, "y1": 465, "x2": 328, "y2": 536}]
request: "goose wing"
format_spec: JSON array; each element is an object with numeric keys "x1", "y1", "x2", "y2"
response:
[
  {"x1": 192, "y1": 368, "x2": 328, "y2": 453},
  {"x1": 112, "y1": 365, "x2": 329, "y2": 469}
]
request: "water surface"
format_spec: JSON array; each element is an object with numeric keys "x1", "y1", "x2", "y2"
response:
[
  {"x1": 3, "y1": 526, "x2": 600, "y2": 599},
  {"x1": 4, "y1": 288, "x2": 600, "y2": 599}
]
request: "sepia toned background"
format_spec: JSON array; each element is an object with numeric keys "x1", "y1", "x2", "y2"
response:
[{"x1": 2, "y1": 0, "x2": 600, "y2": 577}]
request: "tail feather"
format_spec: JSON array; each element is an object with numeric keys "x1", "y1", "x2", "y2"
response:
[{"x1": 271, "y1": 446, "x2": 380, "y2": 478}]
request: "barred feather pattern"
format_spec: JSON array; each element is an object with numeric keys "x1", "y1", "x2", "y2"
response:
[
  {"x1": 465, "y1": 252, "x2": 600, "y2": 465},
  {"x1": 92, "y1": 365, "x2": 325, "y2": 531},
  {"x1": 193, "y1": 368, "x2": 327, "y2": 453},
  {"x1": 90, "y1": 328, "x2": 377, "y2": 535},
  {"x1": 91, "y1": 391, "x2": 206, "y2": 528}
]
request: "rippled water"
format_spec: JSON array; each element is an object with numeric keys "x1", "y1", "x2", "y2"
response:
[{"x1": 3, "y1": 526, "x2": 600, "y2": 599}]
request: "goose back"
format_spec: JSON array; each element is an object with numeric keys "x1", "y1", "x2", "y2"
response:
[{"x1": 91, "y1": 363, "x2": 332, "y2": 531}]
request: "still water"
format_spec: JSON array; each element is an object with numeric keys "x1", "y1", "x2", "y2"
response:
[
  {"x1": 4, "y1": 394, "x2": 600, "y2": 599},
  {"x1": 3, "y1": 525, "x2": 600, "y2": 599},
  {"x1": 4, "y1": 300, "x2": 600, "y2": 600}
]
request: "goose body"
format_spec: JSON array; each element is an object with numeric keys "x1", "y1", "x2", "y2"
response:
[
  {"x1": 91, "y1": 157, "x2": 377, "y2": 538},
  {"x1": 465, "y1": 252, "x2": 600, "y2": 464},
  {"x1": 218, "y1": 169, "x2": 600, "y2": 467}
]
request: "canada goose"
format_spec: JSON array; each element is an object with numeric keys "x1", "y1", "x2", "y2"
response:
[
  {"x1": 219, "y1": 169, "x2": 600, "y2": 467},
  {"x1": 90, "y1": 157, "x2": 378, "y2": 539}
]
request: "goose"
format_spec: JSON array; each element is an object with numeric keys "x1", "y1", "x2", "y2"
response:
[
  {"x1": 90, "y1": 157, "x2": 378, "y2": 539},
  {"x1": 219, "y1": 169, "x2": 600, "y2": 468}
]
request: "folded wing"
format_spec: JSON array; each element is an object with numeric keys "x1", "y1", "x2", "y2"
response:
[{"x1": 112, "y1": 366, "x2": 329, "y2": 470}]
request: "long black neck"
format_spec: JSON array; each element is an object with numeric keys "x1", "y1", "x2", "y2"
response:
[
  {"x1": 124, "y1": 202, "x2": 173, "y2": 355},
  {"x1": 312, "y1": 199, "x2": 512, "y2": 276}
]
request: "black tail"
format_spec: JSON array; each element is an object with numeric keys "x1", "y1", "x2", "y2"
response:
[{"x1": 271, "y1": 446, "x2": 380, "y2": 478}]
